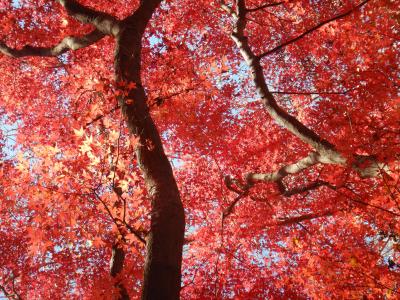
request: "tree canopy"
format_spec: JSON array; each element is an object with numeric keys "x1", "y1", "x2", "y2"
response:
[{"x1": 0, "y1": 0, "x2": 399, "y2": 299}]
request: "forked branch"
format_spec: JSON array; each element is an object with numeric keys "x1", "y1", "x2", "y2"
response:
[
  {"x1": 246, "y1": 152, "x2": 320, "y2": 184},
  {"x1": 229, "y1": 0, "x2": 341, "y2": 161},
  {"x1": 259, "y1": 0, "x2": 372, "y2": 58},
  {"x1": 223, "y1": 0, "x2": 385, "y2": 178},
  {"x1": 55, "y1": 0, "x2": 121, "y2": 36},
  {"x1": 0, "y1": 29, "x2": 104, "y2": 58}
]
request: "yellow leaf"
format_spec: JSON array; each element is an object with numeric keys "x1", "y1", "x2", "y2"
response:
[
  {"x1": 16, "y1": 153, "x2": 29, "y2": 172},
  {"x1": 73, "y1": 127, "x2": 85, "y2": 138},
  {"x1": 47, "y1": 145, "x2": 61, "y2": 155},
  {"x1": 109, "y1": 130, "x2": 119, "y2": 141},
  {"x1": 118, "y1": 180, "x2": 129, "y2": 192},
  {"x1": 79, "y1": 143, "x2": 92, "y2": 154},
  {"x1": 89, "y1": 155, "x2": 101, "y2": 166},
  {"x1": 85, "y1": 134, "x2": 93, "y2": 144}
]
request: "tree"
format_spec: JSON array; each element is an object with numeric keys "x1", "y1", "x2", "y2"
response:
[{"x1": 0, "y1": 0, "x2": 399, "y2": 299}]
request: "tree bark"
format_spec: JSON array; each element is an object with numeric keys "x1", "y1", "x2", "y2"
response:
[
  {"x1": 114, "y1": 3, "x2": 185, "y2": 299},
  {"x1": 110, "y1": 244, "x2": 130, "y2": 300},
  {"x1": 2, "y1": 0, "x2": 185, "y2": 297}
]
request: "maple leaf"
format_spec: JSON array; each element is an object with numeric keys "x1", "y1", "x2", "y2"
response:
[
  {"x1": 127, "y1": 82, "x2": 137, "y2": 90},
  {"x1": 129, "y1": 135, "x2": 140, "y2": 148},
  {"x1": 1, "y1": 0, "x2": 398, "y2": 298},
  {"x1": 94, "y1": 82, "x2": 104, "y2": 92},
  {"x1": 118, "y1": 179, "x2": 129, "y2": 192},
  {"x1": 109, "y1": 129, "x2": 119, "y2": 141},
  {"x1": 47, "y1": 144, "x2": 61, "y2": 155},
  {"x1": 79, "y1": 143, "x2": 92, "y2": 154},
  {"x1": 125, "y1": 233, "x2": 138, "y2": 245},
  {"x1": 92, "y1": 237, "x2": 105, "y2": 248},
  {"x1": 73, "y1": 127, "x2": 85, "y2": 138},
  {"x1": 89, "y1": 154, "x2": 101, "y2": 166}
]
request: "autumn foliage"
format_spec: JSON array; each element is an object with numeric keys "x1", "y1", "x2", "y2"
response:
[{"x1": 0, "y1": 0, "x2": 399, "y2": 299}]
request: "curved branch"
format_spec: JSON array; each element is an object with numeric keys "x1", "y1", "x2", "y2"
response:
[
  {"x1": 222, "y1": 175, "x2": 249, "y2": 218},
  {"x1": 222, "y1": 191, "x2": 248, "y2": 219},
  {"x1": 123, "y1": 220, "x2": 147, "y2": 245},
  {"x1": 247, "y1": 152, "x2": 320, "y2": 184},
  {"x1": 270, "y1": 87, "x2": 357, "y2": 95},
  {"x1": 55, "y1": 0, "x2": 121, "y2": 36},
  {"x1": 0, "y1": 29, "x2": 104, "y2": 58},
  {"x1": 230, "y1": 0, "x2": 342, "y2": 162},
  {"x1": 225, "y1": 0, "x2": 387, "y2": 178},
  {"x1": 223, "y1": 1, "x2": 393, "y2": 228},
  {"x1": 259, "y1": 0, "x2": 371, "y2": 58},
  {"x1": 225, "y1": 153, "x2": 385, "y2": 217},
  {"x1": 247, "y1": 152, "x2": 384, "y2": 188}
]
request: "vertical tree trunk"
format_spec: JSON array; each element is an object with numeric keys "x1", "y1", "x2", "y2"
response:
[
  {"x1": 110, "y1": 244, "x2": 130, "y2": 300},
  {"x1": 113, "y1": 4, "x2": 185, "y2": 298},
  {"x1": 0, "y1": 0, "x2": 185, "y2": 296}
]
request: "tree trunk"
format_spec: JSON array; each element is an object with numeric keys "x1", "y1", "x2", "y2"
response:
[
  {"x1": 110, "y1": 244, "x2": 130, "y2": 300},
  {"x1": 113, "y1": 6, "x2": 185, "y2": 299}
]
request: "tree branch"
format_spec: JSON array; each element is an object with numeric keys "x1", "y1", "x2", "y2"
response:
[
  {"x1": 219, "y1": 1, "x2": 237, "y2": 17},
  {"x1": 270, "y1": 87, "x2": 356, "y2": 95},
  {"x1": 109, "y1": 244, "x2": 130, "y2": 300},
  {"x1": 123, "y1": 221, "x2": 147, "y2": 244},
  {"x1": 224, "y1": 171, "x2": 337, "y2": 221},
  {"x1": 342, "y1": 185, "x2": 400, "y2": 217},
  {"x1": 0, "y1": 284, "x2": 11, "y2": 299},
  {"x1": 0, "y1": 275, "x2": 21, "y2": 300},
  {"x1": 259, "y1": 0, "x2": 371, "y2": 58},
  {"x1": 223, "y1": 189, "x2": 249, "y2": 219},
  {"x1": 224, "y1": 0, "x2": 388, "y2": 179},
  {"x1": 93, "y1": 190, "x2": 146, "y2": 245},
  {"x1": 85, "y1": 105, "x2": 120, "y2": 127},
  {"x1": 0, "y1": 29, "x2": 104, "y2": 58},
  {"x1": 229, "y1": 0, "x2": 342, "y2": 162},
  {"x1": 280, "y1": 179, "x2": 336, "y2": 197},
  {"x1": 247, "y1": 152, "x2": 320, "y2": 184},
  {"x1": 55, "y1": 0, "x2": 121, "y2": 36},
  {"x1": 224, "y1": 153, "x2": 386, "y2": 217},
  {"x1": 224, "y1": 159, "x2": 393, "y2": 224},
  {"x1": 123, "y1": 0, "x2": 164, "y2": 34},
  {"x1": 246, "y1": 152, "x2": 384, "y2": 188},
  {"x1": 275, "y1": 210, "x2": 334, "y2": 226},
  {"x1": 222, "y1": 175, "x2": 250, "y2": 218}
]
